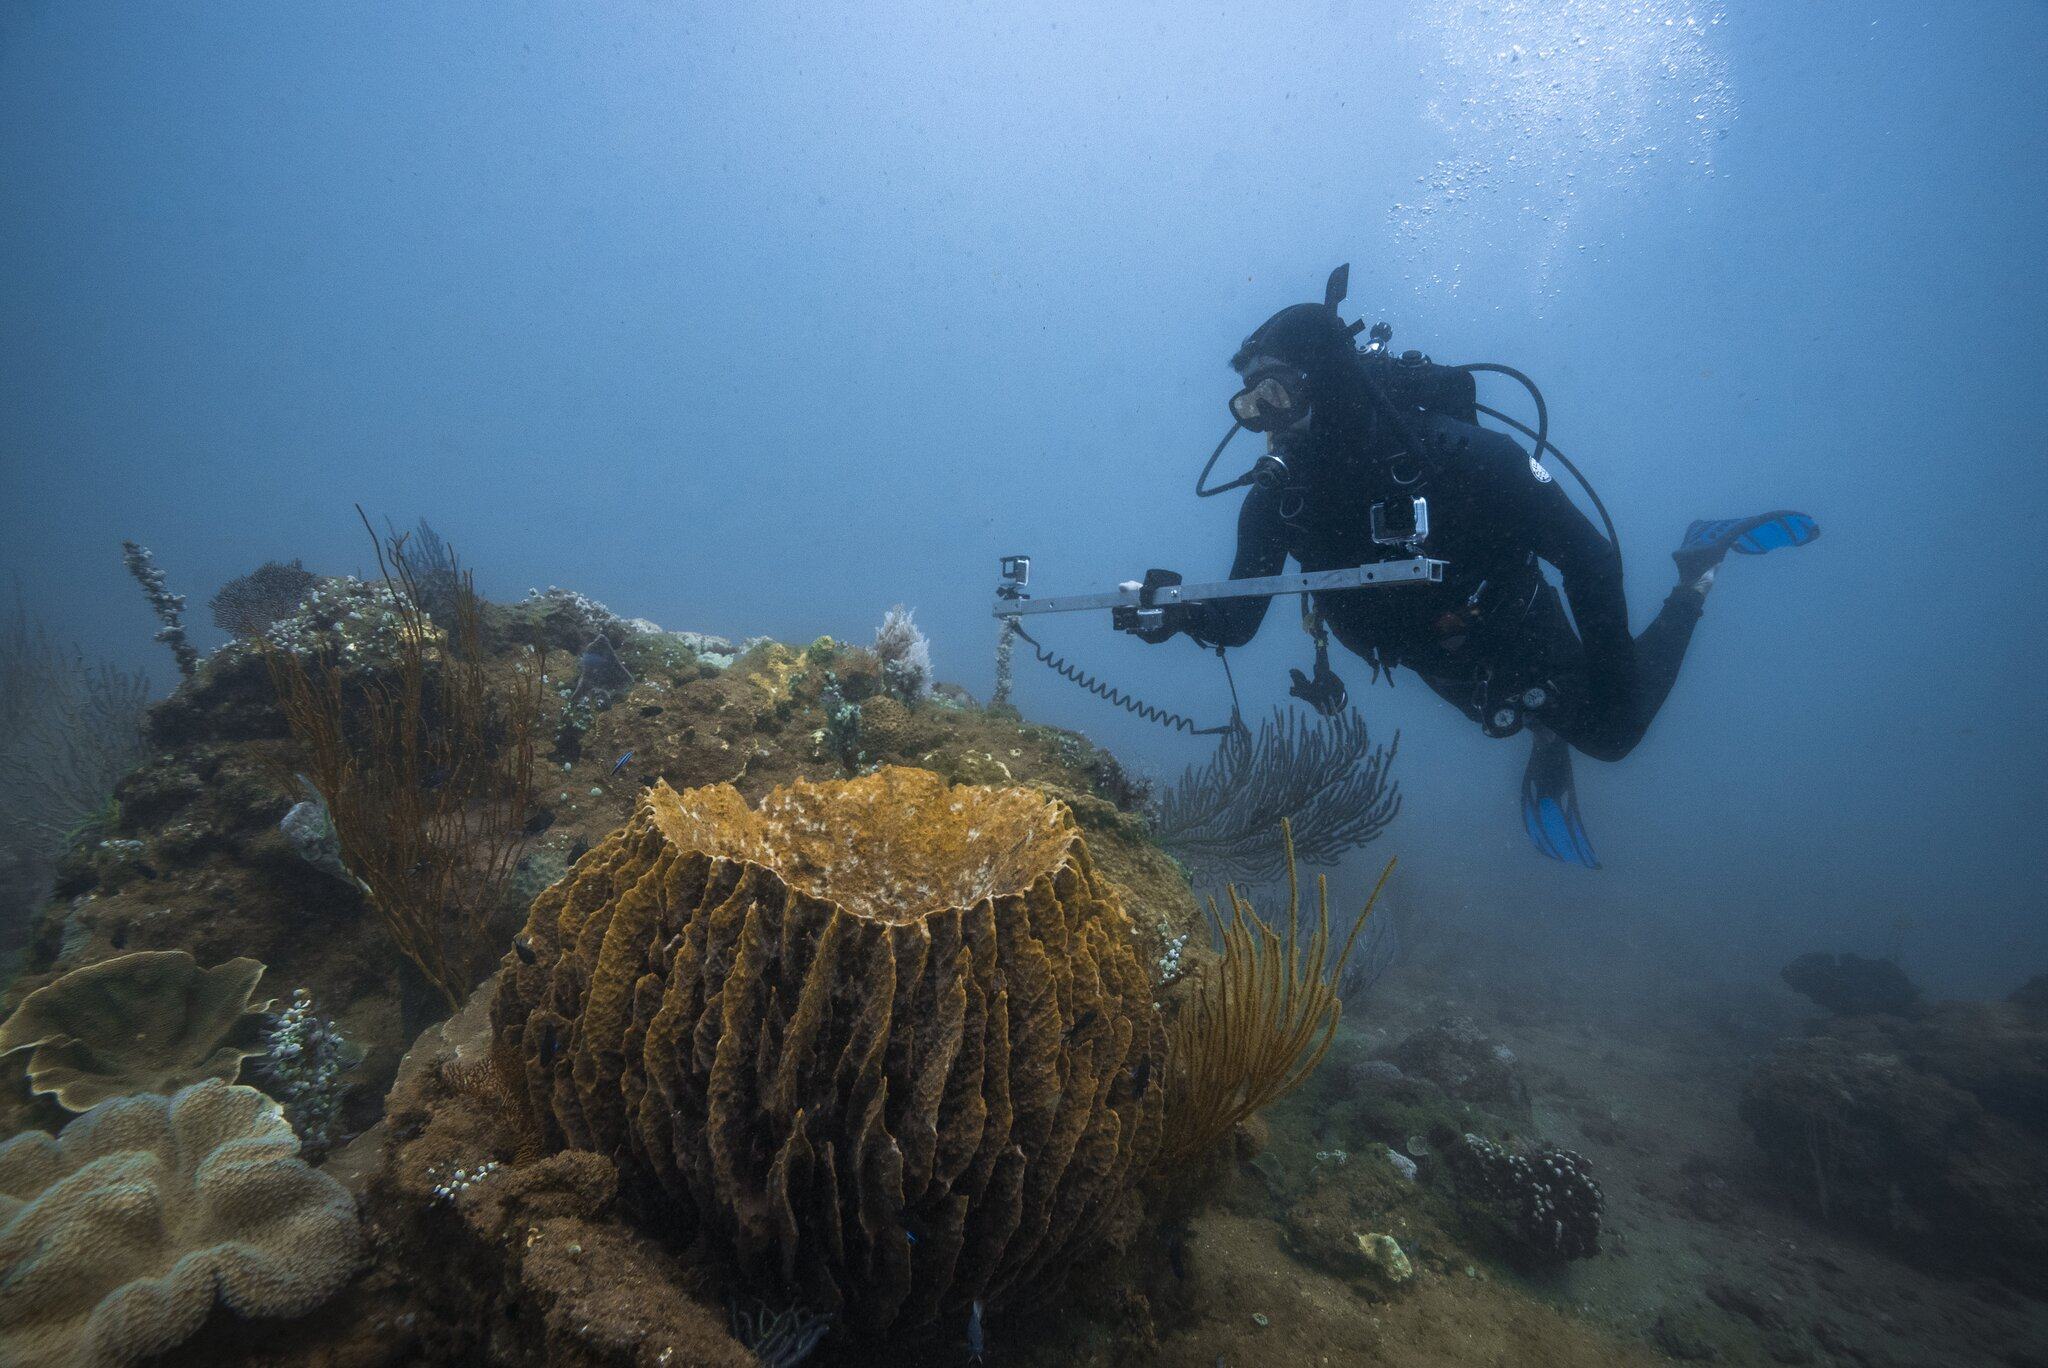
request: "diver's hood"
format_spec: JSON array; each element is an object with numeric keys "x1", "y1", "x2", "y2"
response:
[{"x1": 1230, "y1": 264, "x2": 1363, "y2": 377}]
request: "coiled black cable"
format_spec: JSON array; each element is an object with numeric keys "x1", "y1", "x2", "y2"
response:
[{"x1": 1010, "y1": 620, "x2": 1242, "y2": 736}]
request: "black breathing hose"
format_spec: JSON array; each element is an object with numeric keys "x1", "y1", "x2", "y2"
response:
[
  {"x1": 1195, "y1": 421, "x2": 1248, "y2": 497},
  {"x1": 1458, "y1": 362, "x2": 1620, "y2": 556}
]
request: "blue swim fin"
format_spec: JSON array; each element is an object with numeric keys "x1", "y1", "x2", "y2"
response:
[
  {"x1": 1675, "y1": 510, "x2": 1820, "y2": 579},
  {"x1": 1522, "y1": 731, "x2": 1600, "y2": 869}
]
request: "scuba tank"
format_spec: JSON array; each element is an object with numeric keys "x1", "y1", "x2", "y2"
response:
[{"x1": 1363, "y1": 346, "x2": 1480, "y2": 429}]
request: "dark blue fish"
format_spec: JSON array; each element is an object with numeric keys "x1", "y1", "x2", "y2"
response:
[
  {"x1": 966, "y1": 1299, "x2": 985, "y2": 1363},
  {"x1": 609, "y1": 750, "x2": 635, "y2": 778}
]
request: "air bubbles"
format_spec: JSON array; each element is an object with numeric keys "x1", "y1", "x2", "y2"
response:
[{"x1": 1391, "y1": 0, "x2": 1737, "y2": 294}]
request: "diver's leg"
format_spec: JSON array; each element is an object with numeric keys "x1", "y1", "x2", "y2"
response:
[
  {"x1": 1616, "y1": 583, "x2": 1709, "y2": 746},
  {"x1": 1547, "y1": 584, "x2": 1704, "y2": 762},
  {"x1": 1609, "y1": 508, "x2": 1822, "y2": 751}
]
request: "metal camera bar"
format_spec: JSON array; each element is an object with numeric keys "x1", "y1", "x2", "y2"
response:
[
  {"x1": 986, "y1": 495, "x2": 1446, "y2": 733},
  {"x1": 991, "y1": 554, "x2": 1445, "y2": 634}
]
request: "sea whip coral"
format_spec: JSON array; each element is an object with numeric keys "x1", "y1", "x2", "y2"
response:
[{"x1": 120, "y1": 541, "x2": 198, "y2": 678}]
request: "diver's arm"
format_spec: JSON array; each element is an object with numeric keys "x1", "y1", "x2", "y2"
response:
[{"x1": 1145, "y1": 488, "x2": 1287, "y2": 648}]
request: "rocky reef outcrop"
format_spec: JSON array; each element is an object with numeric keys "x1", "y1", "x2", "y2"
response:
[
  {"x1": 1740, "y1": 984, "x2": 2048, "y2": 1291},
  {"x1": 364, "y1": 981, "x2": 756, "y2": 1368},
  {"x1": 1780, "y1": 951, "x2": 1919, "y2": 1017},
  {"x1": 494, "y1": 767, "x2": 1166, "y2": 1335},
  {"x1": 1380, "y1": 1016, "x2": 1531, "y2": 1118}
]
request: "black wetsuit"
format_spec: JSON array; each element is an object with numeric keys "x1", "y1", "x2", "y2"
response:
[{"x1": 1182, "y1": 413, "x2": 1703, "y2": 762}]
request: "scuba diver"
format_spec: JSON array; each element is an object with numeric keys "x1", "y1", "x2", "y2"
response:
[{"x1": 1134, "y1": 266, "x2": 1818, "y2": 867}]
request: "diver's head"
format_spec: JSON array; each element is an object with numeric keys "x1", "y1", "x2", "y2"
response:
[
  {"x1": 1194, "y1": 265, "x2": 1374, "y2": 499},
  {"x1": 1226, "y1": 267, "x2": 1365, "y2": 437},
  {"x1": 1231, "y1": 301, "x2": 1358, "y2": 382}
]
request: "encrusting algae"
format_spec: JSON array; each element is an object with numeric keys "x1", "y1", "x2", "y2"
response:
[{"x1": 492, "y1": 765, "x2": 1165, "y2": 1334}]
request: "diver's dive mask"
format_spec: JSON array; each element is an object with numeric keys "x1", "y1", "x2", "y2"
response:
[{"x1": 1227, "y1": 363, "x2": 1310, "y2": 433}]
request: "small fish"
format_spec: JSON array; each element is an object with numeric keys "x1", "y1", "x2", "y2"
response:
[
  {"x1": 568, "y1": 837, "x2": 591, "y2": 865},
  {"x1": 522, "y1": 807, "x2": 556, "y2": 836},
  {"x1": 1113, "y1": 1054, "x2": 1152, "y2": 1105},
  {"x1": 1064, "y1": 1007, "x2": 1098, "y2": 1042},
  {"x1": 965, "y1": 1299, "x2": 985, "y2": 1363},
  {"x1": 609, "y1": 750, "x2": 635, "y2": 778},
  {"x1": 513, "y1": 936, "x2": 537, "y2": 966},
  {"x1": 639, "y1": 705, "x2": 664, "y2": 718},
  {"x1": 421, "y1": 764, "x2": 452, "y2": 790}
]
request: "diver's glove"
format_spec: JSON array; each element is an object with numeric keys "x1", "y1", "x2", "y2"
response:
[
  {"x1": 1287, "y1": 620, "x2": 1349, "y2": 716},
  {"x1": 1288, "y1": 659, "x2": 1349, "y2": 716},
  {"x1": 1117, "y1": 569, "x2": 1203, "y2": 644}
]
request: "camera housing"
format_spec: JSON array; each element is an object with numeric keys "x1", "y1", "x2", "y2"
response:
[{"x1": 1370, "y1": 496, "x2": 1429, "y2": 547}]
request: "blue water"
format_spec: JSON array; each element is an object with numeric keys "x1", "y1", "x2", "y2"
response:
[{"x1": 2, "y1": 1, "x2": 2043, "y2": 993}]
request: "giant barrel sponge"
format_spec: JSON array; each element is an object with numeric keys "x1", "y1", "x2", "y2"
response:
[{"x1": 493, "y1": 766, "x2": 1164, "y2": 1333}]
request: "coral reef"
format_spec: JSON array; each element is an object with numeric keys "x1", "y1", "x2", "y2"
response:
[
  {"x1": 1443, "y1": 1132, "x2": 1603, "y2": 1265},
  {"x1": 1160, "y1": 825, "x2": 1391, "y2": 1168},
  {"x1": 494, "y1": 766, "x2": 1165, "y2": 1334},
  {"x1": 365, "y1": 971, "x2": 778, "y2": 1367},
  {"x1": 3, "y1": 558, "x2": 1210, "y2": 1360},
  {"x1": 519, "y1": 586, "x2": 638, "y2": 652},
  {"x1": 120, "y1": 541, "x2": 199, "y2": 678},
  {"x1": 209, "y1": 560, "x2": 317, "y2": 639},
  {"x1": 1147, "y1": 708, "x2": 1400, "y2": 884},
  {"x1": 0, "y1": 950, "x2": 270, "y2": 1111},
  {"x1": 1382, "y1": 1017, "x2": 1532, "y2": 1119},
  {"x1": 569, "y1": 634, "x2": 634, "y2": 708},
  {"x1": 1740, "y1": 986, "x2": 2048, "y2": 1291},
  {"x1": 1779, "y1": 950, "x2": 1919, "y2": 1017},
  {"x1": 278, "y1": 781, "x2": 354, "y2": 886},
  {"x1": 0, "y1": 1079, "x2": 361, "y2": 1368},
  {"x1": 263, "y1": 521, "x2": 544, "y2": 1009},
  {"x1": 253, "y1": 988, "x2": 356, "y2": 1158},
  {"x1": 856, "y1": 691, "x2": 914, "y2": 756},
  {"x1": 873, "y1": 604, "x2": 933, "y2": 701}
]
